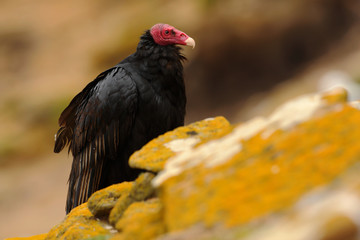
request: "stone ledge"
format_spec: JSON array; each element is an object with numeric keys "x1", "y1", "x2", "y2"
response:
[{"x1": 8, "y1": 88, "x2": 360, "y2": 240}]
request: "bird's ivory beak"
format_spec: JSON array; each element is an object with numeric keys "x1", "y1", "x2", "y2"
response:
[{"x1": 185, "y1": 37, "x2": 195, "y2": 49}]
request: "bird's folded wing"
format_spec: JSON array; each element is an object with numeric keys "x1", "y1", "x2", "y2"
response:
[{"x1": 56, "y1": 67, "x2": 138, "y2": 213}]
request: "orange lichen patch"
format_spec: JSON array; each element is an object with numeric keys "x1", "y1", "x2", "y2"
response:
[
  {"x1": 320, "y1": 87, "x2": 348, "y2": 105},
  {"x1": 109, "y1": 172, "x2": 155, "y2": 226},
  {"x1": 160, "y1": 105, "x2": 360, "y2": 231},
  {"x1": 5, "y1": 233, "x2": 47, "y2": 240},
  {"x1": 88, "y1": 182, "x2": 133, "y2": 218},
  {"x1": 111, "y1": 198, "x2": 164, "y2": 240},
  {"x1": 46, "y1": 203, "x2": 111, "y2": 240},
  {"x1": 129, "y1": 116, "x2": 232, "y2": 172}
]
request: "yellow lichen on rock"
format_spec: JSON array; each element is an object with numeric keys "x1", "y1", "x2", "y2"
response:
[
  {"x1": 129, "y1": 116, "x2": 232, "y2": 172},
  {"x1": 11, "y1": 89, "x2": 360, "y2": 240},
  {"x1": 111, "y1": 198, "x2": 164, "y2": 240},
  {"x1": 46, "y1": 203, "x2": 112, "y2": 240},
  {"x1": 157, "y1": 91, "x2": 360, "y2": 231},
  {"x1": 109, "y1": 172, "x2": 155, "y2": 226},
  {"x1": 320, "y1": 87, "x2": 348, "y2": 104},
  {"x1": 88, "y1": 181, "x2": 133, "y2": 218}
]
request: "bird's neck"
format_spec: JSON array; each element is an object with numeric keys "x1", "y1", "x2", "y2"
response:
[
  {"x1": 132, "y1": 30, "x2": 186, "y2": 108},
  {"x1": 134, "y1": 30, "x2": 186, "y2": 83},
  {"x1": 135, "y1": 30, "x2": 186, "y2": 62}
]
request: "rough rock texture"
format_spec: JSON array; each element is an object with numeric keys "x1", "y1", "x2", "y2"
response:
[
  {"x1": 8, "y1": 88, "x2": 360, "y2": 240},
  {"x1": 111, "y1": 198, "x2": 164, "y2": 240},
  {"x1": 129, "y1": 116, "x2": 232, "y2": 172},
  {"x1": 154, "y1": 87, "x2": 360, "y2": 232},
  {"x1": 109, "y1": 172, "x2": 155, "y2": 226},
  {"x1": 88, "y1": 182, "x2": 133, "y2": 218},
  {"x1": 45, "y1": 203, "x2": 112, "y2": 240}
]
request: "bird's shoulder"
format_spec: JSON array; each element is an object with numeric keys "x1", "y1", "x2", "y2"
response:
[
  {"x1": 54, "y1": 65, "x2": 139, "y2": 153},
  {"x1": 75, "y1": 66, "x2": 138, "y2": 132}
]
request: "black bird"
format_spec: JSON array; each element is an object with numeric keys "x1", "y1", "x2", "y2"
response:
[{"x1": 54, "y1": 23, "x2": 195, "y2": 213}]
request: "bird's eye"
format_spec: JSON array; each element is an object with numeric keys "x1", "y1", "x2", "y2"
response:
[{"x1": 164, "y1": 30, "x2": 169, "y2": 35}]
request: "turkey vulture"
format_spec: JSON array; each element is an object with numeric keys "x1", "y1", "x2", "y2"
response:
[{"x1": 54, "y1": 23, "x2": 195, "y2": 213}]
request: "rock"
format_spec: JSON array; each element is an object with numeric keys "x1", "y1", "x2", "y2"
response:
[
  {"x1": 109, "y1": 172, "x2": 155, "y2": 226},
  {"x1": 129, "y1": 116, "x2": 232, "y2": 172},
  {"x1": 10, "y1": 88, "x2": 360, "y2": 240},
  {"x1": 128, "y1": 172, "x2": 156, "y2": 201},
  {"x1": 88, "y1": 182, "x2": 133, "y2": 218},
  {"x1": 154, "y1": 87, "x2": 360, "y2": 232},
  {"x1": 111, "y1": 198, "x2": 164, "y2": 240},
  {"x1": 45, "y1": 203, "x2": 112, "y2": 240}
]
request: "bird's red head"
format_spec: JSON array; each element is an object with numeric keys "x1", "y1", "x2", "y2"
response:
[{"x1": 150, "y1": 23, "x2": 195, "y2": 48}]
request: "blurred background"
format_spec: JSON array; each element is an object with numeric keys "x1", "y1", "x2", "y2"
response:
[{"x1": 1, "y1": 0, "x2": 360, "y2": 238}]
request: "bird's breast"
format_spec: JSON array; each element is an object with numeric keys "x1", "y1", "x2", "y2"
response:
[{"x1": 121, "y1": 62, "x2": 185, "y2": 142}]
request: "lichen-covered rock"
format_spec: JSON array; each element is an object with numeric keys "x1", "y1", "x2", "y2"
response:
[
  {"x1": 45, "y1": 203, "x2": 112, "y2": 240},
  {"x1": 129, "y1": 116, "x2": 232, "y2": 172},
  {"x1": 111, "y1": 198, "x2": 164, "y2": 240},
  {"x1": 229, "y1": 166, "x2": 360, "y2": 240},
  {"x1": 128, "y1": 172, "x2": 156, "y2": 201},
  {"x1": 11, "y1": 88, "x2": 360, "y2": 240},
  {"x1": 154, "y1": 87, "x2": 360, "y2": 232},
  {"x1": 88, "y1": 182, "x2": 133, "y2": 218},
  {"x1": 109, "y1": 172, "x2": 155, "y2": 226}
]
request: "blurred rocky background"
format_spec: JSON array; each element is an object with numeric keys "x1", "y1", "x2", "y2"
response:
[{"x1": 1, "y1": 0, "x2": 360, "y2": 238}]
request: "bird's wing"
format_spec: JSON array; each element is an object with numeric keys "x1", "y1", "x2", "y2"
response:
[
  {"x1": 55, "y1": 67, "x2": 138, "y2": 213},
  {"x1": 54, "y1": 69, "x2": 111, "y2": 154}
]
